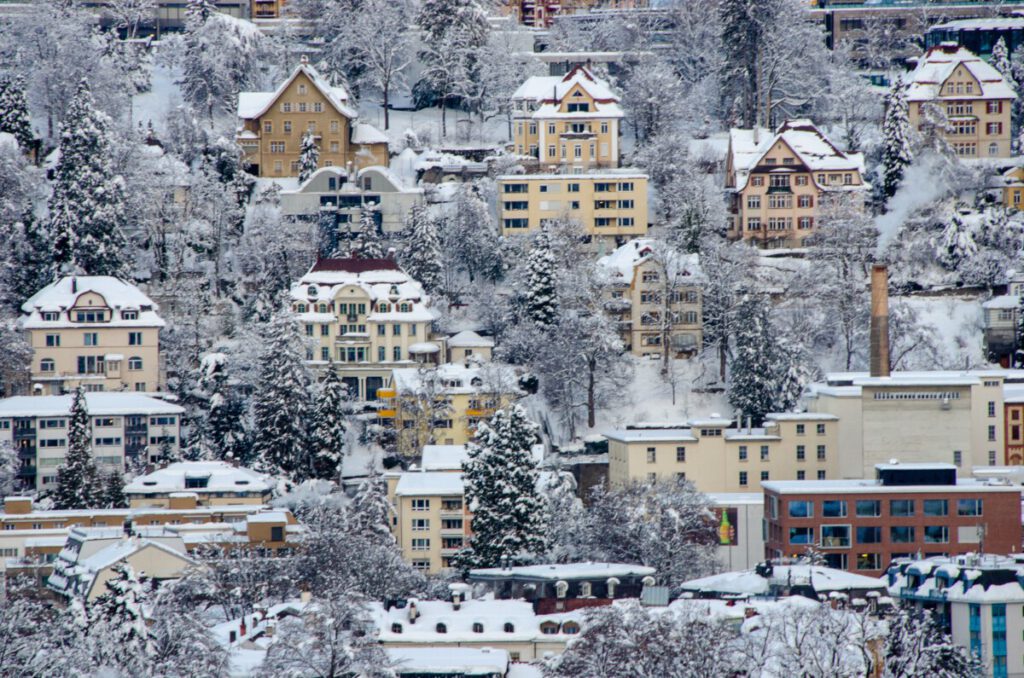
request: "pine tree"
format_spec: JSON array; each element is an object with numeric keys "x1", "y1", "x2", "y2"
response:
[
  {"x1": 882, "y1": 75, "x2": 912, "y2": 200},
  {"x1": 101, "y1": 470, "x2": 126, "y2": 509},
  {"x1": 524, "y1": 230, "x2": 557, "y2": 327},
  {"x1": 298, "y1": 130, "x2": 320, "y2": 184},
  {"x1": 346, "y1": 467, "x2": 393, "y2": 543},
  {"x1": 936, "y1": 214, "x2": 978, "y2": 271},
  {"x1": 351, "y1": 207, "x2": 385, "y2": 259},
  {"x1": 0, "y1": 75, "x2": 34, "y2": 151},
  {"x1": 460, "y1": 405, "x2": 547, "y2": 569},
  {"x1": 53, "y1": 388, "x2": 103, "y2": 509},
  {"x1": 49, "y1": 79, "x2": 129, "y2": 277},
  {"x1": 728, "y1": 296, "x2": 780, "y2": 425},
  {"x1": 0, "y1": 215, "x2": 54, "y2": 314},
  {"x1": 193, "y1": 353, "x2": 248, "y2": 462},
  {"x1": 90, "y1": 563, "x2": 153, "y2": 670},
  {"x1": 718, "y1": 0, "x2": 761, "y2": 127},
  {"x1": 309, "y1": 367, "x2": 349, "y2": 480},
  {"x1": 994, "y1": 38, "x2": 1014, "y2": 85},
  {"x1": 401, "y1": 204, "x2": 443, "y2": 292},
  {"x1": 317, "y1": 211, "x2": 339, "y2": 259},
  {"x1": 250, "y1": 310, "x2": 313, "y2": 479}
]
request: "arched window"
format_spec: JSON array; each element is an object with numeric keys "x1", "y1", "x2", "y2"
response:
[
  {"x1": 307, "y1": 285, "x2": 318, "y2": 297},
  {"x1": 540, "y1": 621, "x2": 559, "y2": 635},
  {"x1": 390, "y1": 623, "x2": 402, "y2": 634},
  {"x1": 318, "y1": 303, "x2": 328, "y2": 313},
  {"x1": 297, "y1": 303, "x2": 307, "y2": 313},
  {"x1": 400, "y1": 303, "x2": 411, "y2": 312},
  {"x1": 435, "y1": 623, "x2": 447, "y2": 634},
  {"x1": 40, "y1": 359, "x2": 55, "y2": 372},
  {"x1": 128, "y1": 357, "x2": 143, "y2": 371},
  {"x1": 379, "y1": 303, "x2": 389, "y2": 313},
  {"x1": 472, "y1": 622, "x2": 484, "y2": 633},
  {"x1": 989, "y1": 142, "x2": 1000, "y2": 156},
  {"x1": 503, "y1": 622, "x2": 515, "y2": 633},
  {"x1": 562, "y1": 622, "x2": 580, "y2": 635}
]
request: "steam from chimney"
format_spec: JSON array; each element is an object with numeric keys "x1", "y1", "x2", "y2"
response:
[{"x1": 870, "y1": 265, "x2": 891, "y2": 378}]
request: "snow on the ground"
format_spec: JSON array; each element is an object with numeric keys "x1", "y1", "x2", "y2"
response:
[
  {"x1": 901, "y1": 293, "x2": 988, "y2": 366},
  {"x1": 133, "y1": 61, "x2": 182, "y2": 134},
  {"x1": 357, "y1": 102, "x2": 512, "y2": 149}
]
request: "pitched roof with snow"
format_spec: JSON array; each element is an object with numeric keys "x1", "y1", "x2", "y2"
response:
[
  {"x1": 597, "y1": 238, "x2": 703, "y2": 284},
  {"x1": 124, "y1": 462, "x2": 272, "y2": 496},
  {"x1": 679, "y1": 565, "x2": 887, "y2": 597},
  {"x1": 512, "y1": 65, "x2": 623, "y2": 119},
  {"x1": 292, "y1": 259, "x2": 437, "y2": 323},
  {"x1": 237, "y1": 62, "x2": 357, "y2": 120},
  {"x1": 469, "y1": 562, "x2": 656, "y2": 582},
  {"x1": 447, "y1": 330, "x2": 495, "y2": 349},
  {"x1": 19, "y1": 276, "x2": 165, "y2": 330},
  {"x1": 728, "y1": 119, "x2": 867, "y2": 193},
  {"x1": 906, "y1": 44, "x2": 1017, "y2": 103},
  {"x1": 0, "y1": 393, "x2": 183, "y2": 418}
]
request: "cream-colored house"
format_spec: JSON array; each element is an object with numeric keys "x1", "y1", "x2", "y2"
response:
[
  {"x1": 236, "y1": 60, "x2": 389, "y2": 178},
  {"x1": 906, "y1": 44, "x2": 1016, "y2": 159},
  {"x1": 598, "y1": 238, "x2": 703, "y2": 358},
  {"x1": 605, "y1": 413, "x2": 840, "y2": 493},
  {"x1": 496, "y1": 172, "x2": 648, "y2": 245},
  {"x1": 124, "y1": 461, "x2": 273, "y2": 508},
  {"x1": 20, "y1": 276, "x2": 165, "y2": 395},
  {"x1": 511, "y1": 65, "x2": 623, "y2": 170},
  {"x1": 290, "y1": 257, "x2": 442, "y2": 400},
  {"x1": 386, "y1": 471, "x2": 470, "y2": 573},
  {"x1": 0, "y1": 393, "x2": 183, "y2": 492},
  {"x1": 999, "y1": 166, "x2": 1024, "y2": 209},
  {"x1": 445, "y1": 330, "x2": 494, "y2": 363},
  {"x1": 725, "y1": 119, "x2": 868, "y2": 248}
]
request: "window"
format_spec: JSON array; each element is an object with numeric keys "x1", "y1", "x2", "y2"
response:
[
  {"x1": 796, "y1": 424, "x2": 805, "y2": 435},
  {"x1": 739, "y1": 471, "x2": 748, "y2": 486},
  {"x1": 40, "y1": 419, "x2": 65, "y2": 429},
  {"x1": 411, "y1": 499, "x2": 430, "y2": 511},
  {"x1": 890, "y1": 526, "x2": 915, "y2": 543},
  {"x1": 856, "y1": 500, "x2": 880, "y2": 517},
  {"x1": 856, "y1": 553, "x2": 881, "y2": 571},
  {"x1": 954, "y1": 450, "x2": 963, "y2": 466},
  {"x1": 795, "y1": 175, "x2": 808, "y2": 186},
  {"x1": 393, "y1": 347, "x2": 401, "y2": 361},
  {"x1": 122, "y1": 310, "x2": 137, "y2": 320},
  {"x1": 989, "y1": 401, "x2": 996, "y2": 417},
  {"x1": 738, "y1": 446, "x2": 747, "y2": 461},
  {"x1": 45, "y1": 334, "x2": 60, "y2": 347},
  {"x1": 796, "y1": 445, "x2": 806, "y2": 461},
  {"x1": 769, "y1": 174, "x2": 790, "y2": 188},
  {"x1": 760, "y1": 470, "x2": 769, "y2": 481},
  {"x1": 798, "y1": 217, "x2": 813, "y2": 230},
  {"x1": 788, "y1": 500, "x2": 813, "y2": 518},
  {"x1": 84, "y1": 332, "x2": 98, "y2": 346},
  {"x1": 924, "y1": 499, "x2": 948, "y2": 516},
  {"x1": 797, "y1": 470, "x2": 805, "y2": 480},
  {"x1": 676, "y1": 447, "x2": 686, "y2": 462},
  {"x1": 816, "y1": 423, "x2": 826, "y2": 435},
  {"x1": 646, "y1": 447, "x2": 656, "y2": 463},
  {"x1": 746, "y1": 217, "x2": 761, "y2": 230},
  {"x1": 41, "y1": 312, "x2": 59, "y2": 321},
  {"x1": 989, "y1": 425, "x2": 997, "y2": 441},
  {"x1": 987, "y1": 122, "x2": 1003, "y2": 136},
  {"x1": 298, "y1": 102, "x2": 307, "y2": 112},
  {"x1": 857, "y1": 526, "x2": 881, "y2": 544},
  {"x1": 958, "y1": 498, "x2": 983, "y2": 516},
  {"x1": 747, "y1": 195, "x2": 761, "y2": 209},
  {"x1": 890, "y1": 499, "x2": 914, "y2": 517},
  {"x1": 816, "y1": 445, "x2": 826, "y2": 461},
  {"x1": 817, "y1": 470, "x2": 826, "y2": 480},
  {"x1": 305, "y1": 324, "x2": 314, "y2": 337},
  {"x1": 798, "y1": 195, "x2": 813, "y2": 208},
  {"x1": 822, "y1": 500, "x2": 847, "y2": 518},
  {"x1": 504, "y1": 622, "x2": 515, "y2": 633},
  {"x1": 378, "y1": 347, "x2": 385, "y2": 361},
  {"x1": 128, "y1": 357, "x2": 143, "y2": 370},
  {"x1": 412, "y1": 519, "x2": 429, "y2": 531},
  {"x1": 821, "y1": 525, "x2": 850, "y2": 548},
  {"x1": 924, "y1": 526, "x2": 949, "y2": 543},
  {"x1": 40, "y1": 358, "x2": 55, "y2": 372},
  {"x1": 987, "y1": 101, "x2": 1003, "y2": 114},
  {"x1": 270, "y1": 142, "x2": 285, "y2": 153},
  {"x1": 989, "y1": 450, "x2": 997, "y2": 466},
  {"x1": 411, "y1": 538, "x2": 430, "y2": 551},
  {"x1": 751, "y1": 176, "x2": 763, "y2": 186},
  {"x1": 789, "y1": 527, "x2": 814, "y2": 545},
  {"x1": 392, "y1": 324, "x2": 401, "y2": 336}
]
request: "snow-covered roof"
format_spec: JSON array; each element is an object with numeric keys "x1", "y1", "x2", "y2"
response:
[
  {"x1": 818, "y1": 369, "x2": 1024, "y2": 390},
  {"x1": 906, "y1": 44, "x2": 1017, "y2": 103},
  {"x1": 390, "y1": 362, "x2": 521, "y2": 396},
  {"x1": 983, "y1": 294, "x2": 1019, "y2": 310},
  {"x1": 393, "y1": 471, "x2": 465, "y2": 496},
  {"x1": 728, "y1": 119, "x2": 867, "y2": 193},
  {"x1": 292, "y1": 258, "x2": 436, "y2": 322},
  {"x1": 1005, "y1": 384, "x2": 1024, "y2": 404},
  {"x1": 387, "y1": 647, "x2": 508, "y2": 676},
  {"x1": 447, "y1": 330, "x2": 494, "y2": 349},
  {"x1": 597, "y1": 238, "x2": 703, "y2": 284},
  {"x1": 420, "y1": 445, "x2": 469, "y2": 471},
  {"x1": 512, "y1": 65, "x2": 623, "y2": 119},
  {"x1": 680, "y1": 565, "x2": 887, "y2": 597},
  {"x1": 237, "y1": 62, "x2": 357, "y2": 120},
  {"x1": 602, "y1": 428, "x2": 698, "y2": 443},
  {"x1": 469, "y1": 562, "x2": 656, "y2": 582},
  {"x1": 931, "y1": 17, "x2": 1024, "y2": 31},
  {"x1": 19, "y1": 276, "x2": 165, "y2": 329},
  {"x1": 891, "y1": 555, "x2": 1024, "y2": 605},
  {"x1": 351, "y1": 122, "x2": 388, "y2": 145},
  {"x1": 0, "y1": 393, "x2": 183, "y2": 418},
  {"x1": 764, "y1": 412, "x2": 839, "y2": 422},
  {"x1": 48, "y1": 534, "x2": 194, "y2": 598},
  {"x1": 125, "y1": 462, "x2": 272, "y2": 496}
]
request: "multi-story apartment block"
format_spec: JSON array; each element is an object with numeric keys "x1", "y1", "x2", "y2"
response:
[
  {"x1": 236, "y1": 59, "x2": 388, "y2": 178},
  {"x1": 289, "y1": 257, "x2": 441, "y2": 400},
  {"x1": 386, "y1": 471, "x2": 470, "y2": 574},
  {"x1": 511, "y1": 65, "x2": 622, "y2": 170},
  {"x1": 377, "y1": 362, "x2": 522, "y2": 456},
  {"x1": 604, "y1": 413, "x2": 840, "y2": 493},
  {"x1": 0, "y1": 393, "x2": 182, "y2": 492},
  {"x1": 20, "y1": 276, "x2": 165, "y2": 395},
  {"x1": 906, "y1": 44, "x2": 1016, "y2": 159},
  {"x1": 496, "y1": 173, "x2": 648, "y2": 245},
  {"x1": 763, "y1": 464, "x2": 1023, "y2": 576},
  {"x1": 725, "y1": 119, "x2": 868, "y2": 248},
  {"x1": 124, "y1": 461, "x2": 273, "y2": 508},
  {"x1": 598, "y1": 238, "x2": 702, "y2": 358}
]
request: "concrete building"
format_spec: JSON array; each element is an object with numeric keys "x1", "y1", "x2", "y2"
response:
[
  {"x1": 906, "y1": 44, "x2": 1016, "y2": 159},
  {"x1": 598, "y1": 238, "x2": 703, "y2": 358},
  {"x1": 725, "y1": 119, "x2": 868, "y2": 248},
  {"x1": 20, "y1": 275, "x2": 166, "y2": 395},
  {"x1": 763, "y1": 463, "x2": 1023, "y2": 575},
  {"x1": 1007, "y1": 386, "x2": 1024, "y2": 465},
  {"x1": 926, "y1": 17, "x2": 1024, "y2": 57},
  {"x1": 386, "y1": 471, "x2": 470, "y2": 574},
  {"x1": 708, "y1": 493, "x2": 765, "y2": 572},
  {"x1": 604, "y1": 412, "x2": 840, "y2": 493},
  {"x1": 496, "y1": 172, "x2": 649, "y2": 245},
  {"x1": 236, "y1": 60, "x2": 388, "y2": 178},
  {"x1": 0, "y1": 393, "x2": 182, "y2": 492},
  {"x1": 289, "y1": 257, "x2": 442, "y2": 400},
  {"x1": 124, "y1": 461, "x2": 273, "y2": 507},
  {"x1": 468, "y1": 562, "x2": 656, "y2": 613}
]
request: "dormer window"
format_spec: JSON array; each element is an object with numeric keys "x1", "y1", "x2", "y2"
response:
[
  {"x1": 122, "y1": 310, "x2": 138, "y2": 320},
  {"x1": 504, "y1": 622, "x2": 514, "y2": 633},
  {"x1": 436, "y1": 623, "x2": 447, "y2": 633},
  {"x1": 41, "y1": 312, "x2": 59, "y2": 322},
  {"x1": 379, "y1": 303, "x2": 390, "y2": 313},
  {"x1": 391, "y1": 623, "x2": 402, "y2": 634},
  {"x1": 540, "y1": 621, "x2": 559, "y2": 635},
  {"x1": 472, "y1": 622, "x2": 484, "y2": 633},
  {"x1": 400, "y1": 303, "x2": 411, "y2": 313},
  {"x1": 297, "y1": 303, "x2": 307, "y2": 313},
  {"x1": 75, "y1": 310, "x2": 105, "y2": 323},
  {"x1": 562, "y1": 622, "x2": 580, "y2": 635},
  {"x1": 307, "y1": 285, "x2": 318, "y2": 298}
]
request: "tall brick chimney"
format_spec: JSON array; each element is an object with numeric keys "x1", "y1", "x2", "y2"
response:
[{"x1": 870, "y1": 265, "x2": 891, "y2": 378}]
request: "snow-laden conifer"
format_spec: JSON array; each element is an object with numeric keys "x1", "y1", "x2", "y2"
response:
[
  {"x1": 309, "y1": 367, "x2": 348, "y2": 480},
  {"x1": 525, "y1": 229, "x2": 557, "y2": 327},
  {"x1": 882, "y1": 75, "x2": 912, "y2": 199},
  {"x1": 297, "y1": 130, "x2": 319, "y2": 183},
  {"x1": 53, "y1": 387, "x2": 103, "y2": 509},
  {"x1": 401, "y1": 204, "x2": 443, "y2": 292}
]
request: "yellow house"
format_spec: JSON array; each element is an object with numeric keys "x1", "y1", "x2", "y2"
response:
[
  {"x1": 906, "y1": 44, "x2": 1016, "y2": 159},
  {"x1": 386, "y1": 471, "x2": 471, "y2": 573},
  {"x1": 236, "y1": 59, "x2": 389, "y2": 177},
  {"x1": 1000, "y1": 166, "x2": 1024, "y2": 209},
  {"x1": 290, "y1": 257, "x2": 443, "y2": 400},
  {"x1": 605, "y1": 413, "x2": 840, "y2": 493},
  {"x1": 496, "y1": 173, "x2": 649, "y2": 245},
  {"x1": 19, "y1": 276, "x2": 165, "y2": 395},
  {"x1": 378, "y1": 362, "x2": 522, "y2": 457},
  {"x1": 511, "y1": 65, "x2": 623, "y2": 170},
  {"x1": 726, "y1": 119, "x2": 868, "y2": 249},
  {"x1": 598, "y1": 239, "x2": 703, "y2": 358}
]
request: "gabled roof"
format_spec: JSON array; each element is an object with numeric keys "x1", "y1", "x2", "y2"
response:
[
  {"x1": 20, "y1": 276, "x2": 165, "y2": 330},
  {"x1": 906, "y1": 44, "x2": 1017, "y2": 102},
  {"x1": 512, "y1": 65, "x2": 623, "y2": 119},
  {"x1": 237, "y1": 62, "x2": 358, "y2": 121},
  {"x1": 597, "y1": 238, "x2": 703, "y2": 283}
]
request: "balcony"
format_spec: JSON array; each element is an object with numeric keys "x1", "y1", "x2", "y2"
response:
[
  {"x1": 439, "y1": 508, "x2": 463, "y2": 518},
  {"x1": 440, "y1": 547, "x2": 462, "y2": 557},
  {"x1": 378, "y1": 409, "x2": 396, "y2": 419},
  {"x1": 440, "y1": 527, "x2": 464, "y2": 537}
]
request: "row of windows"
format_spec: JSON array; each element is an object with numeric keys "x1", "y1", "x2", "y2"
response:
[
  {"x1": 40, "y1": 310, "x2": 140, "y2": 323},
  {"x1": 783, "y1": 497, "x2": 983, "y2": 519},
  {"x1": 519, "y1": 120, "x2": 610, "y2": 135},
  {"x1": 789, "y1": 525, "x2": 953, "y2": 547},
  {"x1": 501, "y1": 181, "x2": 634, "y2": 194},
  {"x1": 264, "y1": 116, "x2": 338, "y2": 134},
  {"x1": 45, "y1": 332, "x2": 144, "y2": 347},
  {"x1": 747, "y1": 194, "x2": 815, "y2": 210},
  {"x1": 742, "y1": 217, "x2": 814, "y2": 231},
  {"x1": 39, "y1": 356, "x2": 146, "y2": 373},
  {"x1": 410, "y1": 499, "x2": 464, "y2": 511}
]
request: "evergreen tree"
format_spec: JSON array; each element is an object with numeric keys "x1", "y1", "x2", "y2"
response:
[
  {"x1": 185, "y1": 0, "x2": 217, "y2": 24},
  {"x1": 728, "y1": 296, "x2": 780, "y2": 425},
  {"x1": 351, "y1": 207, "x2": 385, "y2": 259},
  {"x1": 49, "y1": 79, "x2": 129, "y2": 277},
  {"x1": 250, "y1": 310, "x2": 313, "y2": 479},
  {"x1": 0, "y1": 216, "x2": 54, "y2": 313},
  {"x1": 101, "y1": 470, "x2": 126, "y2": 509},
  {"x1": 90, "y1": 563, "x2": 152, "y2": 670},
  {"x1": 0, "y1": 75, "x2": 34, "y2": 151},
  {"x1": 317, "y1": 211, "x2": 339, "y2": 259},
  {"x1": 719, "y1": 0, "x2": 761, "y2": 127},
  {"x1": 524, "y1": 230, "x2": 557, "y2": 327},
  {"x1": 346, "y1": 467, "x2": 393, "y2": 543},
  {"x1": 459, "y1": 405, "x2": 547, "y2": 568},
  {"x1": 401, "y1": 204, "x2": 443, "y2": 292},
  {"x1": 994, "y1": 38, "x2": 1014, "y2": 85},
  {"x1": 298, "y1": 130, "x2": 319, "y2": 184},
  {"x1": 53, "y1": 388, "x2": 103, "y2": 509},
  {"x1": 882, "y1": 75, "x2": 912, "y2": 200},
  {"x1": 309, "y1": 367, "x2": 348, "y2": 480},
  {"x1": 936, "y1": 214, "x2": 978, "y2": 271},
  {"x1": 193, "y1": 353, "x2": 248, "y2": 462}
]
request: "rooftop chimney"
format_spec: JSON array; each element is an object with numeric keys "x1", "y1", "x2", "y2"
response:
[{"x1": 870, "y1": 265, "x2": 890, "y2": 378}]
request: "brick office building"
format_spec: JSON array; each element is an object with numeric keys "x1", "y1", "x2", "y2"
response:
[{"x1": 763, "y1": 463, "x2": 1022, "y2": 575}]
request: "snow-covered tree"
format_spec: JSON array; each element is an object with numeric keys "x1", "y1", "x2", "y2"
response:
[
  {"x1": 1016, "y1": 294, "x2": 1024, "y2": 368},
  {"x1": 148, "y1": 596, "x2": 230, "y2": 677},
  {"x1": 621, "y1": 56, "x2": 686, "y2": 144},
  {"x1": 298, "y1": 130, "x2": 319, "y2": 183},
  {"x1": 101, "y1": 471, "x2": 127, "y2": 509},
  {"x1": 719, "y1": 0, "x2": 761, "y2": 127},
  {"x1": 699, "y1": 237, "x2": 756, "y2": 382},
  {"x1": 0, "y1": 317, "x2": 32, "y2": 398},
  {"x1": 49, "y1": 79, "x2": 129, "y2": 277},
  {"x1": 524, "y1": 230, "x2": 557, "y2": 327},
  {"x1": 994, "y1": 38, "x2": 1014, "y2": 86},
  {"x1": 660, "y1": 166, "x2": 729, "y2": 253},
  {"x1": 460, "y1": 405, "x2": 547, "y2": 569},
  {"x1": 107, "y1": 0, "x2": 156, "y2": 40},
  {"x1": 439, "y1": 185, "x2": 504, "y2": 299},
  {"x1": 539, "y1": 465, "x2": 586, "y2": 563},
  {"x1": 309, "y1": 368, "x2": 349, "y2": 480},
  {"x1": 339, "y1": 0, "x2": 413, "y2": 130},
  {"x1": 883, "y1": 606, "x2": 983, "y2": 678},
  {"x1": 882, "y1": 75, "x2": 913, "y2": 200},
  {"x1": 935, "y1": 214, "x2": 978, "y2": 271},
  {"x1": 0, "y1": 440, "x2": 19, "y2": 496},
  {"x1": 401, "y1": 204, "x2": 443, "y2": 292},
  {"x1": 392, "y1": 365, "x2": 455, "y2": 458},
  {"x1": 90, "y1": 563, "x2": 152, "y2": 670},
  {"x1": 250, "y1": 310, "x2": 313, "y2": 479},
  {"x1": 350, "y1": 207, "x2": 385, "y2": 259},
  {"x1": 0, "y1": 75, "x2": 34, "y2": 151},
  {"x1": 346, "y1": 467, "x2": 393, "y2": 543},
  {"x1": 191, "y1": 352, "x2": 249, "y2": 462},
  {"x1": 53, "y1": 388, "x2": 103, "y2": 509}
]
